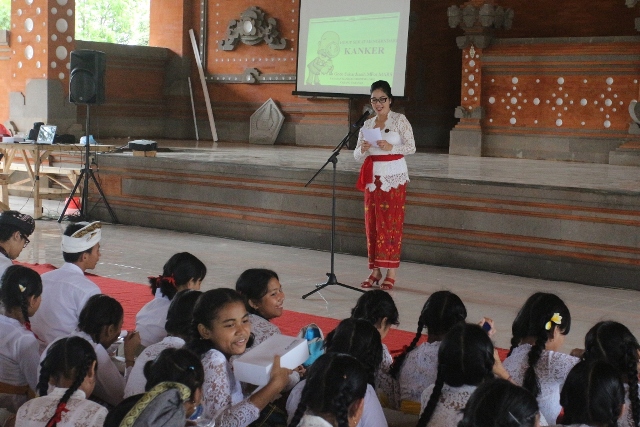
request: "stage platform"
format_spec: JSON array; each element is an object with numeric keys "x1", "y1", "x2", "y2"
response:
[{"x1": 88, "y1": 142, "x2": 640, "y2": 290}]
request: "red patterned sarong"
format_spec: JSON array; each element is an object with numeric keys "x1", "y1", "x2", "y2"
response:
[{"x1": 364, "y1": 176, "x2": 407, "y2": 269}]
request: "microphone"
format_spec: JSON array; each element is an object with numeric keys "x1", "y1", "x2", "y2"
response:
[{"x1": 353, "y1": 110, "x2": 371, "y2": 128}]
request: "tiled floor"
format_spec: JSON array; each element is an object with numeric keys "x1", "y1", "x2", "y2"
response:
[{"x1": 11, "y1": 195, "x2": 640, "y2": 352}]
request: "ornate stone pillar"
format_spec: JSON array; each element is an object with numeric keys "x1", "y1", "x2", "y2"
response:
[
  {"x1": 446, "y1": 0, "x2": 513, "y2": 156},
  {"x1": 8, "y1": 0, "x2": 77, "y2": 134}
]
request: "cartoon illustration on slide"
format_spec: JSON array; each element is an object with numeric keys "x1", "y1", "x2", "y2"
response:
[{"x1": 306, "y1": 31, "x2": 341, "y2": 85}]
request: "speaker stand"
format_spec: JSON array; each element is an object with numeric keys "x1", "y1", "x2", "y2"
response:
[{"x1": 58, "y1": 105, "x2": 118, "y2": 223}]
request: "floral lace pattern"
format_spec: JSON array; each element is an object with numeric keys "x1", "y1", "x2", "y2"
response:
[
  {"x1": 15, "y1": 388, "x2": 107, "y2": 427},
  {"x1": 354, "y1": 111, "x2": 416, "y2": 192},
  {"x1": 503, "y1": 344, "x2": 579, "y2": 424},
  {"x1": 201, "y1": 349, "x2": 259, "y2": 427},
  {"x1": 376, "y1": 344, "x2": 400, "y2": 408},
  {"x1": 420, "y1": 383, "x2": 477, "y2": 427},
  {"x1": 247, "y1": 314, "x2": 281, "y2": 349},
  {"x1": 399, "y1": 341, "x2": 440, "y2": 403}
]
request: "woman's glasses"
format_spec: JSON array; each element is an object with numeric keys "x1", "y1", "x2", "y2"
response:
[{"x1": 370, "y1": 97, "x2": 388, "y2": 104}]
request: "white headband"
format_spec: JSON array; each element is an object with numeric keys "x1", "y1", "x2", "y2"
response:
[{"x1": 61, "y1": 221, "x2": 102, "y2": 253}]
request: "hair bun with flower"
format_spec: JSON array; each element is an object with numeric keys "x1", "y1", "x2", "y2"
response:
[{"x1": 545, "y1": 313, "x2": 562, "y2": 331}]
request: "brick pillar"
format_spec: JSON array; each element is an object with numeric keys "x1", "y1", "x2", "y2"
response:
[
  {"x1": 446, "y1": 0, "x2": 512, "y2": 156},
  {"x1": 8, "y1": 0, "x2": 77, "y2": 134}
]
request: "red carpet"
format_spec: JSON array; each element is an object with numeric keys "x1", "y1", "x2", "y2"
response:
[{"x1": 20, "y1": 262, "x2": 508, "y2": 360}]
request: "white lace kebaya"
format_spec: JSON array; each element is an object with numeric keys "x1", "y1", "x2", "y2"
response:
[{"x1": 419, "y1": 383, "x2": 477, "y2": 427}]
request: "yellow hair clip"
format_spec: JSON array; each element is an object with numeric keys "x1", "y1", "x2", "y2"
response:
[
  {"x1": 545, "y1": 313, "x2": 562, "y2": 330},
  {"x1": 18, "y1": 284, "x2": 26, "y2": 293}
]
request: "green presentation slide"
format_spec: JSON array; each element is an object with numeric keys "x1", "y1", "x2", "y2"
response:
[{"x1": 304, "y1": 13, "x2": 399, "y2": 88}]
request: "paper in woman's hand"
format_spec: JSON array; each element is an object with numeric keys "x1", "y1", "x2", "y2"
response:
[{"x1": 362, "y1": 128, "x2": 382, "y2": 147}]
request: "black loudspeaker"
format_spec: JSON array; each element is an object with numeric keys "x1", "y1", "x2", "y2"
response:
[{"x1": 69, "y1": 50, "x2": 106, "y2": 104}]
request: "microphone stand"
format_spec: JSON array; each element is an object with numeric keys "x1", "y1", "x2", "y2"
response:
[{"x1": 301, "y1": 110, "x2": 370, "y2": 299}]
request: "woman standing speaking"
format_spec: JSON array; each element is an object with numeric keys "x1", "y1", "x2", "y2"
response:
[{"x1": 354, "y1": 80, "x2": 416, "y2": 291}]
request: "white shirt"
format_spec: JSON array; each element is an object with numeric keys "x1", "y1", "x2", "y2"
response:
[
  {"x1": 297, "y1": 415, "x2": 333, "y2": 427},
  {"x1": 286, "y1": 380, "x2": 387, "y2": 427},
  {"x1": 503, "y1": 344, "x2": 579, "y2": 424},
  {"x1": 30, "y1": 263, "x2": 101, "y2": 349},
  {"x1": 376, "y1": 344, "x2": 400, "y2": 409},
  {"x1": 40, "y1": 331, "x2": 127, "y2": 407},
  {"x1": 247, "y1": 314, "x2": 280, "y2": 350},
  {"x1": 124, "y1": 336, "x2": 185, "y2": 398},
  {"x1": 399, "y1": 341, "x2": 440, "y2": 403},
  {"x1": 0, "y1": 315, "x2": 40, "y2": 412},
  {"x1": 0, "y1": 253, "x2": 13, "y2": 282},
  {"x1": 135, "y1": 289, "x2": 171, "y2": 347},
  {"x1": 201, "y1": 348, "x2": 260, "y2": 427},
  {"x1": 15, "y1": 387, "x2": 107, "y2": 427},
  {"x1": 354, "y1": 111, "x2": 416, "y2": 192},
  {"x1": 419, "y1": 383, "x2": 477, "y2": 427}
]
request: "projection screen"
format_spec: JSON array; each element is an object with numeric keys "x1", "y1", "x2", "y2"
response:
[{"x1": 294, "y1": 0, "x2": 411, "y2": 97}]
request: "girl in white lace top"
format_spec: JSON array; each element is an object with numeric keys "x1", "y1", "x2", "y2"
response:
[
  {"x1": 558, "y1": 360, "x2": 625, "y2": 427},
  {"x1": 354, "y1": 80, "x2": 416, "y2": 291},
  {"x1": 186, "y1": 288, "x2": 291, "y2": 427},
  {"x1": 288, "y1": 353, "x2": 366, "y2": 427},
  {"x1": 580, "y1": 321, "x2": 640, "y2": 427},
  {"x1": 350, "y1": 290, "x2": 400, "y2": 409},
  {"x1": 17, "y1": 336, "x2": 106, "y2": 427},
  {"x1": 503, "y1": 293, "x2": 578, "y2": 424},
  {"x1": 417, "y1": 323, "x2": 509, "y2": 427},
  {"x1": 389, "y1": 291, "x2": 467, "y2": 414}
]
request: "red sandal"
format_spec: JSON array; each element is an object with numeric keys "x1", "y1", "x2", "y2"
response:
[
  {"x1": 380, "y1": 277, "x2": 395, "y2": 291},
  {"x1": 361, "y1": 274, "x2": 381, "y2": 289}
]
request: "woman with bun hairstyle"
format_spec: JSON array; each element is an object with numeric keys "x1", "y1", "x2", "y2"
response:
[
  {"x1": 502, "y1": 293, "x2": 577, "y2": 424},
  {"x1": 581, "y1": 321, "x2": 640, "y2": 427},
  {"x1": 560, "y1": 360, "x2": 625, "y2": 427},
  {"x1": 389, "y1": 291, "x2": 467, "y2": 414},
  {"x1": 0, "y1": 265, "x2": 42, "y2": 413},
  {"x1": 457, "y1": 378, "x2": 540, "y2": 427},
  {"x1": 354, "y1": 80, "x2": 416, "y2": 291},
  {"x1": 417, "y1": 323, "x2": 509, "y2": 427},
  {"x1": 287, "y1": 353, "x2": 367, "y2": 427},
  {"x1": 16, "y1": 336, "x2": 105, "y2": 427},
  {"x1": 136, "y1": 252, "x2": 206, "y2": 347}
]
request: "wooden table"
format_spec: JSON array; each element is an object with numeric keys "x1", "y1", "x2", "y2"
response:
[{"x1": 0, "y1": 142, "x2": 115, "y2": 218}]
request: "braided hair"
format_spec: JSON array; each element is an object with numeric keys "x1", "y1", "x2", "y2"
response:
[
  {"x1": 507, "y1": 292, "x2": 546, "y2": 357},
  {"x1": 560, "y1": 360, "x2": 624, "y2": 427},
  {"x1": 0, "y1": 265, "x2": 42, "y2": 329},
  {"x1": 458, "y1": 379, "x2": 539, "y2": 427},
  {"x1": 77, "y1": 294, "x2": 124, "y2": 345},
  {"x1": 37, "y1": 336, "x2": 98, "y2": 427},
  {"x1": 149, "y1": 252, "x2": 207, "y2": 300},
  {"x1": 520, "y1": 294, "x2": 571, "y2": 398},
  {"x1": 583, "y1": 321, "x2": 640, "y2": 427},
  {"x1": 185, "y1": 288, "x2": 247, "y2": 357},
  {"x1": 390, "y1": 291, "x2": 466, "y2": 378},
  {"x1": 417, "y1": 323, "x2": 495, "y2": 427},
  {"x1": 350, "y1": 289, "x2": 399, "y2": 329},
  {"x1": 288, "y1": 353, "x2": 368, "y2": 427},
  {"x1": 143, "y1": 347, "x2": 204, "y2": 397},
  {"x1": 324, "y1": 318, "x2": 383, "y2": 387}
]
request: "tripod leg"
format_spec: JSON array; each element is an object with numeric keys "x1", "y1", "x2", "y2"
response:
[
  {"x1": 87, "y1": 169, "x2": 118, "y2": 224},
  {"x1": 57, "y1": 169, "x2": 86, "y2": 223}
]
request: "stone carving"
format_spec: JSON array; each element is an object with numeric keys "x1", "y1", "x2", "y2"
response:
[
  {"x1": 626, "y1": 0, "x2": 638, "y2": 7},
  {"x1": 250, "y1": 98, "x2": 284, "y2": 145},
  {"x1": 454, "y1": 106, "x2": 485, "y2": 119},
  {"x1": 448, "y1": 4, "x2": 513, "y2": 30},
  {"x1": 219, "y1": 6, "x2": 286, "y2": 51}
]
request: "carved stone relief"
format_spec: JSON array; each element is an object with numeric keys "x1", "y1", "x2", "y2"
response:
[
  {"x1": 219, "y1": 7, "x2": 286, "y2": 51},
  {"x1": 250, "y1": 98, "x2": 285, "y2": 145}
]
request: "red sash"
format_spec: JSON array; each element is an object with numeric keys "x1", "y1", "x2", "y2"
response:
[{"x1": 356, "y1": 154, "x2": 404, "y2": 191}]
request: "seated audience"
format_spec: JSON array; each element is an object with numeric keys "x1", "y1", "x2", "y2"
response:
[
  {"x1": 16, "y1": 336, "x2": 106, "y2": 427},
  {"x1": 417, "y1": 323, "x2": 508, "y2": 427},
  {"x1": 350, "y1": 290, "x2": 400, "y2": 408},
  {"x1": 0, "y1": 211, "x2": 35, "y2": 281},
  {"x1": 40, "y1": 294, "x2": 139, "y2": 407},
  {"x1": 136, "y1": 252, "x2": 206, "y2": 348},
  {"x1": 124, "y1": 289, "x2": 201, "y2": 398},
  {"x1": 558, "y1": 360, "x2": 625, "y2": 427},
  {"x1": 286, "y1": 318, "x2": 387, "y2": 427},
  {"x1": 105, "y1": 348, "x2": 204, "y2": 427},
  {"x1": 503, "y1": 293, "x2": 578, "y2": 424},
  {"x1": 457, "y1": 378, "x2": 540, "y2": 427},
  {"x1": 0, "y1": 266, "x2": 42, "y2": 413},
  {"x1": 185, "y1": 288, "x2": 291, "y2": 427},
  {"x1": 287, "y1": 353, "x2": 367, "y2": 427},
  {"x1": 30, "y1": 222, "x2": 103, "y2": 349}
]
